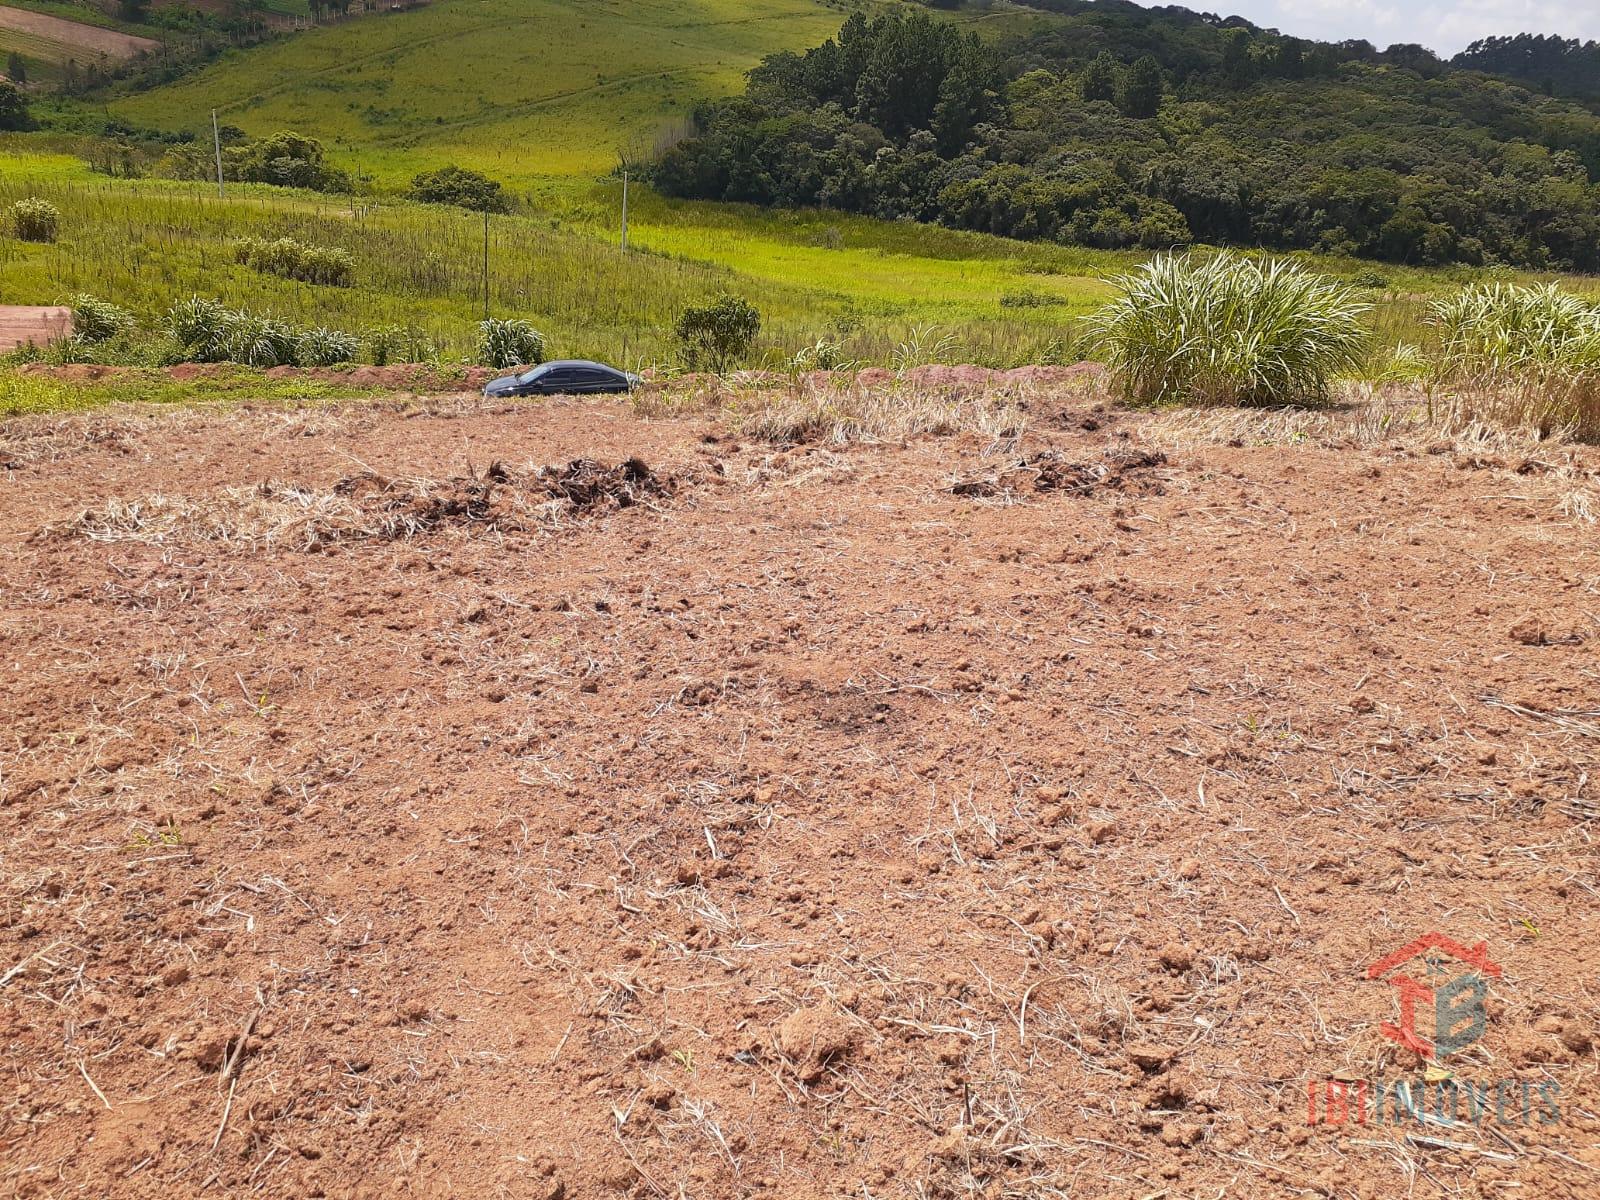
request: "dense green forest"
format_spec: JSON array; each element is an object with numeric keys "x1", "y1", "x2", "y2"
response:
[
  {"x1": 1453, "y1": 35, "x2": 1600, "y2": 105},
  {"x1": 652, "y1": 3, "x2": 1600, "y2": 270}
]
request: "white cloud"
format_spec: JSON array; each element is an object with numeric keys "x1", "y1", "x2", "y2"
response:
[{"x1": 1200, "y1": 0, "x2": 1600, "y2": 55}]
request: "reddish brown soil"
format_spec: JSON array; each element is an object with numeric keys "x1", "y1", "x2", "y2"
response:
[
  {"x1": 0, "y1": 307, "x2": 71, "y2": 355},
  {"x1": 1, "y1": 394, "x2": 1597, "y2": 1199},
  {"x1": 0, "y1": 8, "x2": 158, "y2": 58}
]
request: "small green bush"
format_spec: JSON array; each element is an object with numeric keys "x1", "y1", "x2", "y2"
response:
[
  {"x1": 69, "y1": 294, "x2": 136, "y2": 343},
  {"x1": 296, "y1": 327, "x2": 362, "y2": 367},
  {"x1": 365, "y1": 325, "x2": 404, "y2": 367},
  {"x1": 675, "y1": 295, "x2": 761, "y2": 373},
  {"x1": 163, "y1": 296, "x2": 364, "y2": 368},
  {"x1": 477, "y1": 318, "x2": 546, "y2": 369},
  {"x1": 789, "y1": 338, "x2": 855, "y2": 372},
  {"x1": 410, "y1": 166, "x2": 511, "y2": 213},
  {"x1": 164, "y1": 296, "x2": 234, "y2": 362},
  {"x1": 1429, "y1": 283, "x2": 1600, "y2": 374},
  {"x1": 365, "y1": 324, "x2": 440, "y2": 366},
  {"x1": 10, "y1": 198, "x2": 60, "y2": 243},
  {"x1": 1086, "y1": 251, "x2": 1371, "y2": 406},
  {"x1": 298, "y1": 246, "x2": 355, "y2": 287},
  {"x1": 233, "y1": 236, "x2": 354, "y2": 287},
  {"x1": 223, "y1": 313, "x2": 298, "y2": 368}
]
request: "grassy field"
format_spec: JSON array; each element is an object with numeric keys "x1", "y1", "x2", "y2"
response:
[
  {"x1": 8, "y1": 142, "x2": 1590, "y2": 378},
  {"x1": 0, "y1": 144, "x2": 1117, "y2": 366},
  {"x1": 108, "y1": 0, "x2": 855, "y2": 194}
]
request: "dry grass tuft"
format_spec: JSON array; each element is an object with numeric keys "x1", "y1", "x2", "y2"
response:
[
  {"x1": 635, "y1": 376, "x2": 1029, "y2": 448},
  {"x1": 1142, "y1": 385, "x2": 1600, "y2": 520}
]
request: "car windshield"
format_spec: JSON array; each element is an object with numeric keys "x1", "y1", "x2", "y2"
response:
[{"x1": 516, "y1": 364, "x2": 554, "y2": 384}]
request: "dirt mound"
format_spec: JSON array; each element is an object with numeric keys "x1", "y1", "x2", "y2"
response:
[
  {"x1": 335, "y1": 457, "x2": 679, "y2": 533},
  {"x1": 532, "y1": 456, "x2": 675, "y2": 513},
  {"x1": 950, "y1": 443, "x2": 1169, "y2": 499}
]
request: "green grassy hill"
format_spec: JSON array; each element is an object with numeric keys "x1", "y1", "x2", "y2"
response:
[
  {"x1": 109, "y1": 0, "x2": 855, "y2": 193},
  {"x1": 1, "y1": 143, "x2": 1129, "y2": 367}
]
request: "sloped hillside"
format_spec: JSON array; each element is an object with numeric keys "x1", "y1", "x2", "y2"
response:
[{"x1": 109, "y1": 0, "x2": 854, "y2": 189}]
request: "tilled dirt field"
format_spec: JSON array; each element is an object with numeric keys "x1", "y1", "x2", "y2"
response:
[{"x1": 1, "y1": 391, "x2": 1597, "y2": 1199}]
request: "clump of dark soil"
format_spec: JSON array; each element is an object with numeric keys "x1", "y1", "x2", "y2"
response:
[
  {"x1": 333, "y1": 457, "x2": 678, "y2": 534},
  {"x1": 950, "y1": 444, "x2": 1168, "y2": 499},
  {"x1": 532, "y1": 456, "x2": 675, "y2": 513}
]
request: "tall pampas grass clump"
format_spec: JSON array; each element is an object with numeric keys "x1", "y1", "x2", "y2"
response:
[
  {"x1": 1086, "y1": 252, "x2": 1371, "y2": 406},
  {"x1": 1427, "y1": 283, "x2": 1600, "y2": 439}
]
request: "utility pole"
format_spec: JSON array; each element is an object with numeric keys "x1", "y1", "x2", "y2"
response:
[
  {"x1": 482, "y1": 209, "x2": 490, "y2": 321},
  {"x1": 211, "y1": 109, "x2": 224, "y2": 199},
  {"x1": 620, "y1": 169, "x2": 629, "y2": 252}
]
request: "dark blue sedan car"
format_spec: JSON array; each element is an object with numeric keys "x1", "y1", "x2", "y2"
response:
[{"x1": 483, "y1": 359, "x2": 640, "y2": 397}]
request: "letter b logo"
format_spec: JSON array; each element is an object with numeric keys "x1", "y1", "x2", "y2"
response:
[{"x1": 1435, "y1": 972, "x2": 1488, "y2": 1057}]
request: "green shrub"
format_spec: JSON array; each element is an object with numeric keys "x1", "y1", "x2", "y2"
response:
[
  {"x1": 69, "y1": 294, "x2": 137, "y2": 343},
  {"x1": 222, "y1": 313, "x2": 298, "y2": 368},
  {"x1": 675, "y1": 295, "x2": 761, "y2": 373},
  {"x1": 1351, "y1": 269, "x2": 1391, "y2": 290},
  {"x1": 789, "y1": 338, "x2": 855, "y2": 372},
  {"x1": 45, "y1": 335, "x2": 101, "y2": 365},
  {"x1": 365, "y1": 325, "x2": 404, "y2": 367},
  {"x1": 164, "y1": 296, "x2": 234, "y2": 362},
  {"x1": 161, "y1": 131, "x2": 349, "y2": 194},
  {"x1": 163, "y1": 296, "x2": 361, "y2": 368},
  {"x1": 296, "y1": 327, "x2": 362, "y2": 367},
  {"x1": 365, "y1": 324, "x2": 440, "y2": 366},
  {"x1": 409, "y1": 166, "x2": 511, "y2": 213},
  {"x1": 10, "y1": 198, "x2": 60, "y2": 243},
  {"x1": 233, "y1": 236, "x2": 355, "y2": 287},
  {"x1": 298, "y1": 246, "x2": 355, "y2": 287},
  {"x1": 1086, "y1": 251, "x2": 1371, "y2": 406},
  {"x1": 1428, "y1": 284, "x2": 1600, "y2": 374},
  {"x1": 0, "y1": 80, "x2": 32, "y2": 132},
  {"x1": 477, "y1": 318, "x2": 546, "y2": 369}
]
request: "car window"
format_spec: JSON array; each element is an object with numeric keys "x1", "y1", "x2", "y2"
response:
[
  {"x1": 579, "y1": 368, "x2": 618, "y2": 385},
  {"x1": 517, "y1": 364, "x2": 554, "y2": 384}
]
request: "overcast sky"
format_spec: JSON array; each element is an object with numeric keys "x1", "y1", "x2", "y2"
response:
[{"x1": 1198, "y1": 1, "x2": 1600, "y2": 55}]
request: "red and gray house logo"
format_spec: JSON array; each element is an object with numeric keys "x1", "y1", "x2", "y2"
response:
[{"x1": 1366, "y1": 932, "x2": 1503, "y2": 1059}]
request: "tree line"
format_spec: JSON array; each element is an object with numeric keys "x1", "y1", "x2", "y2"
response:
[{"x1": 651, "y1": 7, "x2": 1600, "y2": 270}]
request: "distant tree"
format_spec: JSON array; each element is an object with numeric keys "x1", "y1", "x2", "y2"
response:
[
  {"x1": 674, "y1": 295, "x2": 760, "y2": 372},
  {"x1": 231, "y1": 130, "x2": 349, "y2": 191},
  {"x1": 1382, "y1": 43, "x2": 1443, "y2": 77},
  {"x1": 1081, "y1": 51, "x2": 1119, "y2": 103},
  {"x1": 0, "y1": 80, "x2": 31, "y2": 131},
  {"x1": 1274, "y1": 37, "x2": 1306, "y2": 80},
  {"x1": 408, "y1": 165, "x2": 511, "y2": 212},
  {"x1": 1221, "y1": 29, "x2": 1255, "y2": 88},
  {"x1": 931, "y1": 56, "x2": 992, "y2": 153},
  {"x1": 119, "y1": 0, "x2": 151, "y2": 20},
  {"x1": 4, "y1": 52, "x2": 26, "y2": 86},
  {"x1": 1116, "y1": 56, "x2": 1163, "y2": 118}
]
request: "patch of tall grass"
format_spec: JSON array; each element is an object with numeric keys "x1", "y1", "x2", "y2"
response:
[
  {"x1": 1087, "y1": 252, "x2": 1372, "y2": 406},
  {"x1": 1428, "y1": 284, "x2": 1600, "y2": 439}
]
